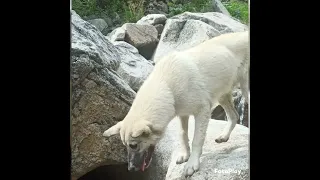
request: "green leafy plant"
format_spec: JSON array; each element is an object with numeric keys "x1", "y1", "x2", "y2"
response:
[
  {"x1": 72, "y1": 0, "x2": 103, "y2": 17},
  {"x1": 71, "y1": 0, "x2": 248, "y2": 25},
  {"x1": 123, "y1": 0, "x2": 145, "y2": 23},
  {"x1": 168, "y1": 0, "x2": 213, "y2": 17},
  {"x1": 72, "y1": 0, "x2": 146, "y2": 23},
  {"x1": 222, "y1": 0, "x2": 248, "y2": 24}
]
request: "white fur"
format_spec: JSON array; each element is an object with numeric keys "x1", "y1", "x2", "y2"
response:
[{"x1": 103, "y1": 31, "x2": 249, "y2": 177}]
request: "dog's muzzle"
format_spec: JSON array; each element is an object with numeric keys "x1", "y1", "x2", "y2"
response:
[
  {"x1": 128, "y1": 162, "x2": 140, "y2": 172},
  {"x1": 127, "y1": 145, "x2": 155, "y2": 172}
]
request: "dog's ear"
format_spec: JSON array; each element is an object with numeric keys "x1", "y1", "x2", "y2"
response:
[
  {"x1": 131, "y1": 121, "x2": 152, "y2": 138},
  {"x1": 103, "y1": 121, "x2": 123, "y2": 137}
]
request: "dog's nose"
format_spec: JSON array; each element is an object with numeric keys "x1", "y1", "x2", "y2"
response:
[
  {"x1": 128, "y1": 166, "x2": 134, "y2": 172},
  {"x1": 128, "y1": 163, "x2": 138, "y2": 172}
]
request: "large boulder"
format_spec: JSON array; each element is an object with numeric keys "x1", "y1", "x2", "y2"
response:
[
  {"x1": 113, "y1": 41, "x2": 154, "y2": 92},
  {"x1": 145, "y1": 0, "x2": 169, "y2": 15},
  {"x1": 154, "y1": 24, "x2": 164, "y2": 37},
  {"x1": 87, "y1": 18, "x2": 108, "y2": 32},
  {"x1": 137, "y1": 14, "x2": 167, "y2": 26},
  {"x1": 165, "y1": 117, "x2": 249, "y2": 180},
  {"x1": 123, "y1": 23, "x2": 159, "y2": 60},
  {"x1": 71, "y1": 10, "x2": 137, "y2": 178},
  {"x1": 152, "y1": 12, "x2": 248, "y2": 63},
  {"x1": 106, "y1": 27, "x2": 126, "y2": 42}
]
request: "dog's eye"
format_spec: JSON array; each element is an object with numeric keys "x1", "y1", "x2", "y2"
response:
[{"x1": 129, "y1": 144, "x2": 137, "y2": 149}]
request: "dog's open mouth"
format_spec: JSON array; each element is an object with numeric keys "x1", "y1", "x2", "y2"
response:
[{"x1": 141, "y1": 145, "x2": 155, "y2": 172}]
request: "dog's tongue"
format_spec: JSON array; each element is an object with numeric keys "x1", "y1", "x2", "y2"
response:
[{"x1": 141, "y1": 159, "x2": 146, "y2": 172}]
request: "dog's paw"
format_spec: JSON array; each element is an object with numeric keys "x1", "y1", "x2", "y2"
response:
[
  {"x1": 183, "y1": 157, "x2": 200, "y2": 177},
  {"x1": 215, "y1": 135, "x2": 229, "y2": 143},
  {"x1": 176, "y1": 150, "x2": 190, "y2": 164}
]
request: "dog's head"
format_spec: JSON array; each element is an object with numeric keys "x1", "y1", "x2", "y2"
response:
[{"x1": 103, "y1": 119, "x2": 162, "y2": 172}]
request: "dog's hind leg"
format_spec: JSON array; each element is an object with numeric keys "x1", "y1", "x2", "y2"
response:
[
  {"x1": 239, "y1": 69, "x2": 249, "y2": 103},
  {"x1": 183, "y1": 104, "x2": 211, "y2": 177},
  {"x1": 215, "y1": 93, "x2": 239, "y2": 143},
  {"x1": 176, "y1": 116, "x2": 191, "y2": 164}
]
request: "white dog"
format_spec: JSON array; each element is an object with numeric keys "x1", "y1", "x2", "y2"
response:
[{"x1": 103, "y1": 31, "x2": 249, "y2": 177}]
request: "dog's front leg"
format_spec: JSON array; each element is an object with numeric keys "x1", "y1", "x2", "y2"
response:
[
  {"x1": 183, "y1": 107, "x2": 210, "y2": 177},
  {"x1": 176, "y1": 116, "x2": 190, "y2": 164}
]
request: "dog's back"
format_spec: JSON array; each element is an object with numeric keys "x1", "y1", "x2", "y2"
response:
[
  {"x1": 136, "y1": 31, "x2": 249, "y2": 116},
  {"x1": 180, "y1": 31, "x2": 249, "y2": 102},
  {"x1": 186, "y1": 31, "x2": 249, "y2": 73}
]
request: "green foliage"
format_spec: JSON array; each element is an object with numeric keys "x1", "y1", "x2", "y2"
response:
[
  {"x1": 167, "y1": 0, "x2": 248, "y2": 24},
  {"x1": 222, "y1": 0, "x2": 248, "y2": 24},
  {"x1": 71, "y1": 0, "x2": 248, "y2": 25},
  {"x1": 167, "y1": 0, "x2": 213, "y2": 17},
  {"x1": 123, "y1": 0, "x2": 145, "y2": 23},
  {"x1": 72, "y1": 0, "x2": 145, "y2": 23},
  {"x1": 72, "y1": 0, "x2": 103, "y2": 17}
]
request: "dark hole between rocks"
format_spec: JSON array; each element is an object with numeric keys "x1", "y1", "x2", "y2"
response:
[{"x1": 79, "y1": 164, "x2": 150, "y2": 180}]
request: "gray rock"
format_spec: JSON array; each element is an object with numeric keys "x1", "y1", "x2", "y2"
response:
[
  {"x1": 165, "y1": 117, "x2": 249, "y2": 180},
  {"x1": 154, "y1": 1, "x2": 169, "y2": 14},
  {"x1": 104, "y1": 16, "x2": 113, "y2": 27},
  {"x1": 137, "y1": 14, "x2": 167, "y2": 25},
  {"x1": 146, "y1": 8, "x2": 169, "y2": 16},
  {"x1": 84, "y1": 12, "x2": 114, "y2": 35},
  {"x1": 113, "y1": 41, "x2": 154, "y2": 92},
  {"x1": 123, "y1": 23, "x2": 159, "y2": 60},
  {"x1": 171, "y1": 12, "x2": 248, "y2": 32},
  {"x1": 112, "y1": 41, "x2": 139, "y2": 54},
  {"x1": 87, "y1": 18, "x2": 108, "y2": 32},
  {"x1": 152, "y1": 12, "x2": 248, "y2": 63},
  {"x1": 152, "y1": 19, "x2": 221, "y2": 63},
  {"x1": 71, "y1": 10, "x2": 136, "y2": 178},
  {"x1": 155, "y1": 24, "x2": 164, "y2": 36},
  {"x1": 83, "y1": 14, "x2": 99, "y2": 21},
  {"x1": 107, "y1": 27, "x2": 126, "y2": 42},
  {"x1": 146, "y1": 1, "x2": 169, "y2": 15},
  {"x1": 95, "y1": 11, "x2": 114, "y2": 27},
  {"x1": 101, "y1": 28, "x2": 111, "y2": 36},
  {"x1": 100, "y1": 16, "x2": 114, "y2": 35},
  {"x1": 213, "y1": 0, "x2": 231, "y2": 17}
]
